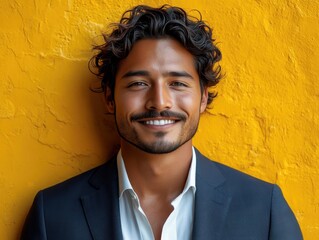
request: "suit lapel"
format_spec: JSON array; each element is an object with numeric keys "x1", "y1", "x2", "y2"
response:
[
  {"x1": 81, "y1": 158, "x2": 123, "y2": 240},
  {"x1": 79, "y1": 150, "x2": 231, "y2": 240},
  {"x1": 192, "y1": 149, "x2": 232, "y2": 240}
]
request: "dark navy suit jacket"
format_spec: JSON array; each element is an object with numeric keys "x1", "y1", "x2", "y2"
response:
[{"x1": 21, "y1": 149, "x2": 302, "y2": 239}]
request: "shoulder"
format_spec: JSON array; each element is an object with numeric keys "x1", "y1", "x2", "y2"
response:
[
  {"x1": 195, "y1": 149, "x2": 303, "y2": 239},
  {"x1": 195, "y1": 148, "x2": 274, "y2": 198},
  {"x1": 215, "y1": 159, "x2": 271, "y2": 187},
  {"x1": 39, "y1": 157, "x2": 118, "y2": 201}
]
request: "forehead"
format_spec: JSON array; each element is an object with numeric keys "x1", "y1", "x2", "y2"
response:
[{"x1": 116, "y1": 38, "x2": 197, "y2": 78}]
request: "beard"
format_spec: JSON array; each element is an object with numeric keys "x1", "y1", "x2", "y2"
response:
[{"x1": 114, "y1": 110, "x2": 200, "y2": 154}]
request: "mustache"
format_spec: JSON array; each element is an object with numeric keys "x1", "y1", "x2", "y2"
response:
[{"x1": 131, "y1": 110, "x2": 187, "y2": 122}]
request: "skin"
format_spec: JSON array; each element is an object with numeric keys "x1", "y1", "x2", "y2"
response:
[{"x1": 106, "y1": 38, "x2": 208, "y2": 240}]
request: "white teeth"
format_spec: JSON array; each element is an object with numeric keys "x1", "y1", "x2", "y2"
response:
[{"x1": 145, "y1": 120, "x2": 175, "y2": 125}]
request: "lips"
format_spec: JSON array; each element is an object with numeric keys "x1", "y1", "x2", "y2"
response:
[
  {"x1": 144, "y1": 119, "x2": 175, "y2": 126},
  {"x1": 131, "y1": 110, "x2": 187, "y2": 123}
]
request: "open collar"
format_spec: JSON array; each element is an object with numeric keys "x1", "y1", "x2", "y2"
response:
[{"x1": 79, "y1": 148, "x2": 232, "y2": 240}]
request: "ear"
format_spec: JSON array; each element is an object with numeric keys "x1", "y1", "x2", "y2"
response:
[
  {"x1": 200, "y1": 88, "x2": 208, "y2": 113},
  {"x1": 104, "y1": 87, "x2": 115, "y2": 114}
]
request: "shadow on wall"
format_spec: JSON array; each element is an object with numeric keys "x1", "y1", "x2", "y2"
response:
[{"x1": 88, "y1": 77, "x2": 121, "y2": 159}]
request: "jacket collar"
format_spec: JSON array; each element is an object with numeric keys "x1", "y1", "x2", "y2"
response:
[
  {"x1": 80, "y1": 148, "x2": 231, "y2": 240},
  {"x1": 192, "y1": 148, "x2": 232, "y2": 240},
  {"x1": 81, "y1": 157, "x2": 123, "y2": 240}
]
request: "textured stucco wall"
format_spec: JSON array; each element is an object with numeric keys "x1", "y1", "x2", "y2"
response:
[{"x1": 0, "y1": 0, "x2": 318, "y2": 239}]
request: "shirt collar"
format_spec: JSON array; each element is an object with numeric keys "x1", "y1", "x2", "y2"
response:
[
  {"x1": 117, "y1": 149, "x2": 133, "y2": 198},
  {"x1": 117, "y1": 147, "x2": 197, "y2": 198}
]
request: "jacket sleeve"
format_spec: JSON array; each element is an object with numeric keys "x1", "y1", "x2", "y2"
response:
[
  {"x1": 269, "y1": 185, "x2": 303, "y2": 240},
  {"x1": 20, "y1": 191, "x2": 47, "y2": 240}
]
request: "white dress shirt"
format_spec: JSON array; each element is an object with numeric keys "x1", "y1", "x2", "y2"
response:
[{"x1": 117, "y1": 147, "x2": 197, "y2": 240}]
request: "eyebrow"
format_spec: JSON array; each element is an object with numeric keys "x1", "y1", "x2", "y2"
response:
[
  {"x1": 121, "y1": 70, "x2": 150, "y2": 78},
  {"x1": 121, "y1": 70, "x2": 194, "y2": 79},
  {"x1": 164, "y1": 71, "x2": 193, "y2": 79}
]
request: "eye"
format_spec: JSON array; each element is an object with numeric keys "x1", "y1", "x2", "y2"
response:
[
  {"x1": 127, "y1": 81, "x2": 148, "y2": 88},
  {"x1": 170, "y1": 81, "x2": 189, "y2": 87}
]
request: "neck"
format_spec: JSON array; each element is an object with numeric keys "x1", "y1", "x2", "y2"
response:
[{"x1": 121, "y1": 140, "x2": 193, "y2": 201}]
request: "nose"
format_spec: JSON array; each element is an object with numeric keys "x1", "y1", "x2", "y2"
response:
[{"x1": 145, "y1": 83, "x2": 172, "y2": 111}]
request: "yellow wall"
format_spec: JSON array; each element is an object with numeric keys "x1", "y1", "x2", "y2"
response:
[{"x1": 1, "y1": 0, "x2": 318, "y2": 239}]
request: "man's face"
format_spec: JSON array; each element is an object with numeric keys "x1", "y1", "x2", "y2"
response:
[{"x1": 110, "y1": 38, "x2": 207, "y2": 154}]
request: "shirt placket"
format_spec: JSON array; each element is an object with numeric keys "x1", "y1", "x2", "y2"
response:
[{"x1": 131, "y1": 192, "x2": 155, "y2": 240}]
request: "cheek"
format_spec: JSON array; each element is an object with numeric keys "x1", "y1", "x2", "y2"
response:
[
  {"x1": 175, "y1": 91, "x2": 202, "y2": 112},
  {"x1": 114, "y1": 92, "x2": 145, "y2": 116}
]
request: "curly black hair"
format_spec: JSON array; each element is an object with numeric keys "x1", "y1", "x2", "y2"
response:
[{"x1": 89, "y1": 4, "x2": 222, "y2": 105}]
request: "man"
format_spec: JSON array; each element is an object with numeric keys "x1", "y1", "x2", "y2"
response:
[{"x1": 21, "y1": 5, "x2": 302, "y2": 240}]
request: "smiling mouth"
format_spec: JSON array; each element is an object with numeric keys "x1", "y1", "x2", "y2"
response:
[
  {"x1": 143, "y1": 119, "x2": 176, "y2": 126},
  {"x1": 131, "y1": 110, "x2": 186, "y2": 126}
]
